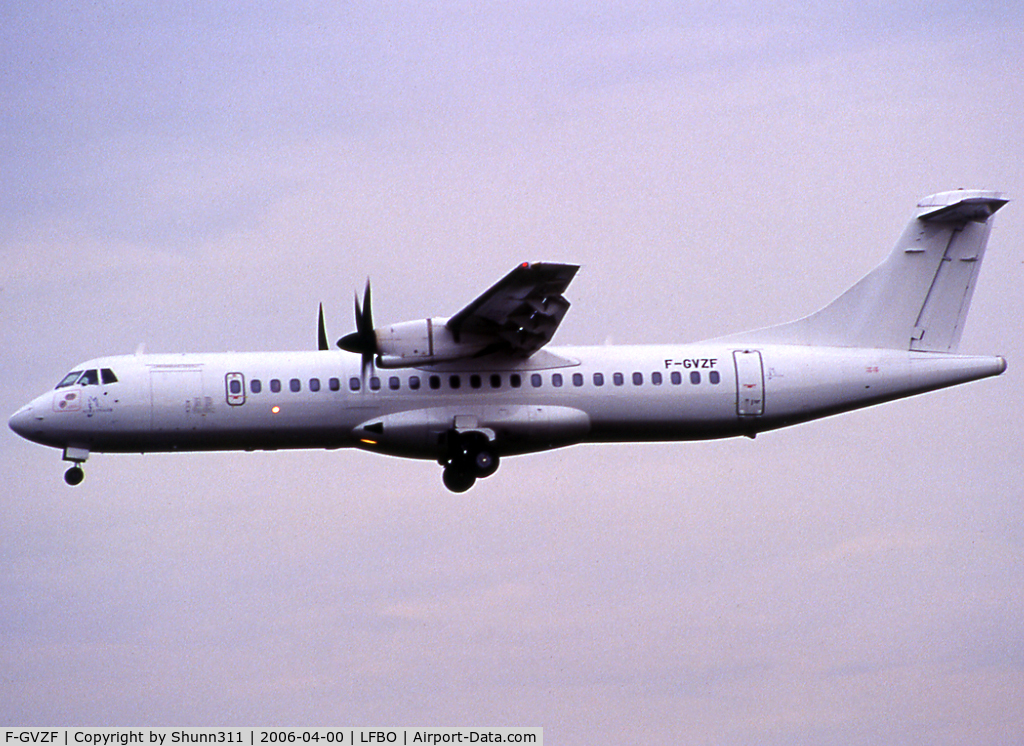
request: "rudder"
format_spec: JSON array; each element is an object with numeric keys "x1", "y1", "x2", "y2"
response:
[{"x1": 908, "y1": 193, "x2": 1004, "y2": 351}]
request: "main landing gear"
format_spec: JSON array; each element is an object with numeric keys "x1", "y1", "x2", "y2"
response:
[{"x1": 441, "y1": 431, "x2": 499, "y2": 493}]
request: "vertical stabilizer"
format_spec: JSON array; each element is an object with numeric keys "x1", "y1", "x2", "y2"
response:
[{"x1": 718, "y1": 190, "x2": 1007, "y2": 350}]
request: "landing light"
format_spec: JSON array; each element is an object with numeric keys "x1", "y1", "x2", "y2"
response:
[
  {"x1": 271, "y1": 406, "x2": 280, "y2": 414},
  {"x1": 360, "y1": 438, "x2": 378, "y2": 446}
]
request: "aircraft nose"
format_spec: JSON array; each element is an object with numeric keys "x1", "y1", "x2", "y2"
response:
[{"x1": 8, "y1": 403, "x2": 35, "y2": 439}]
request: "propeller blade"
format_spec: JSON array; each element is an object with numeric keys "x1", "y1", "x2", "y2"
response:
[
  {"x1": 359, "y1": 280, "x2": 375, "y2": 380},
  {"x1": 317, "y1": 303, "x2": 329, "y2": 351},
  {"x1": 361, "y1": 280, "x2": 373, "y2": 339},
  {"x1": 337, "y1": 278, "x2": 379, "y2": 387},
  {"x1": 338, "y1": 287, "x2": 366, "y2": 352}
]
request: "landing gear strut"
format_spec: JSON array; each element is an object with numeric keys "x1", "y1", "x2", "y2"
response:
[{"x1": 441, "y1": 431, "x2": 500, "y2": 493}]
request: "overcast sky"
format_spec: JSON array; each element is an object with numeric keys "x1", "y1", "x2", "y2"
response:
[{"x1": 3, "y1": 2, "x2": 1024, "y2": 742}]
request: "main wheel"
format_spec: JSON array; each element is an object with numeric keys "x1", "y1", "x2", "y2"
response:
[
  {"x1": 442, "y1": 465, "x2": 476, "y2": 493},
  {"x1": 451, "y1": 431, "x2": 500, "y2": 478},
  {"x1": 473, "y1": 448, "x2": 499, "y2": 478},
  {"x1": 64, "y1": 466, "x2": 85, "y2": 486}
]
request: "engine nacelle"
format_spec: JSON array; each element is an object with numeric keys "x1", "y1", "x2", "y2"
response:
[{"x1": 375, "y1": 317, "x2": 491, "y2": 368}]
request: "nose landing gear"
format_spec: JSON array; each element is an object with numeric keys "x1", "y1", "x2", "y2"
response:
[
  {"x1": 62, "y1": 446, "x2": 89, "y2": 487},
  {"x1": 441, "y1": 431, "x2": 500, "y2": 493}
]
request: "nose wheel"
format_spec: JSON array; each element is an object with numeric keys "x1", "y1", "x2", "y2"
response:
[{"x1": 64, "y1": 466, "x2": 85, "y2": 486}]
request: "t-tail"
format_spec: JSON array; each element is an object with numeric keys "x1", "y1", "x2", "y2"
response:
[{"x1": 722, "y1": 189, "x2": 1008, "y2": 351}]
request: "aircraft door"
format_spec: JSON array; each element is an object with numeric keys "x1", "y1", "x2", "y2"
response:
[
  {"x1": 225, "y1": 372, "x2": 246, "y2": 406},
  {"x1": 733, "y1": 350, "x2": 765, "y2": 416},
  {"x1": 151, "y1": 368, "x2": 207, "y2": 431}
]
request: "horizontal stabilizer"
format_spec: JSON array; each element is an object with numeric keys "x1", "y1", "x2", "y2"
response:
[{"x1": 916, "y1": 191, "x2": 1008, "y2": 223}]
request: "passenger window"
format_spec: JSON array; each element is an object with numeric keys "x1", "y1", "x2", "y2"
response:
[
  {"x1": 671, "y1": 371, "x2": 682, "y2": 385},
  {"x1": 490, "y1": 374, "x2": 502, "y2": 388},
  {"x1": 309, "y1": 378, "x2": 321, "y2": 392},
  {"x1": 329, "y1": 378, "x2": 340, "y2": 391},
  {"x1": 429, "y1": 375, "x2": 441, "y2": 390},
  {"x1": 470, "y1": 374, "x2": 482, "y2": 389},
  {"x1": 510, "y1": 374, "x2": 522, "y2": 388},
  {"x1": 531, "y1": 374, "x2": 542, "y2": 388},
  {"x1": 573, "y1": 373, "x2": 584, "y2": 387},
  {"x1": 593, "y1": 372, "x2": 604, "y2": 387},
  {"x1": 271, "y1": 379, "x2": 282, "y2": 393},
  {"x1": 552, "y1": 373, "x2": 563, "y2": 387},
  {"x1": 80, "y1": 369, "x2": 99, "y2": 386},
  {"x1": 409, "y1": 375, "x2": 421, "y2": 390},
  {"x1": 651, "y1": 372, "x2": 662, "y2": 385},
  {"x1": 251, "y1": 379, "x2": 262, "y2": 394},
  {"x1": 449, "y1": 375, "x2": 461, "y2": 389},
  {"x1": 101, "y1": 368, "x2": 118, "y2": 384},
  {"x1": 56, "y1": 371, "x2": 83, "y2": 388},
  {"x1": 632, "y1": 372, "x2": 643, "y2": 386},
  {"x1": 710, "y1": 371, "x2": 721, "y2": 384},
  {"x1": 349, "y1": 377, "x2": 360, "y2": 391},
  {"x1": 370, "y1": 377, "x2": 381, "y2": 391},
  {"x1": 290, "y1": 378, "x2": 301, "y2": 392},
  {"x1": 389, "y1": 376, "x2": 400, "y2": 390},
  {"x1": 613, "y1": 372, "x2": 624, "y2": 386},
  {"x1": 690, "y1": 372, "x2": 701, "y2": 384}
]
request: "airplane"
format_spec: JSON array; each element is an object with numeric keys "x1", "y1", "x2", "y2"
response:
[{"x1": 8, "y1": 189, "x2": 1009, "y2": 492}]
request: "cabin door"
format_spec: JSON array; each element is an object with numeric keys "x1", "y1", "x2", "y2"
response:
[{"x1": 733, "y1": 350, "x2": 765, "y2": 417}]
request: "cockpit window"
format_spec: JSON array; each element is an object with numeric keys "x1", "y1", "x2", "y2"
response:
[
  {"x1": 56, "y1": 371, "x2": 83, "y2": 389},
  {"x1": 54, "y1": 368, "x2": 117, "y2": 389}
]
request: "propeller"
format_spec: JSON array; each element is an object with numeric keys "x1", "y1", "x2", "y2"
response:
[
  {"x1": 317, "y1": 303, "x2": 329, "y2": 351},
  {"x1": 338, "y1": 280, "x2": 378, "y2": 381}
]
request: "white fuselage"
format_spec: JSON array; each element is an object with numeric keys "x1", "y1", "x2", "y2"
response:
[{"x1": 9, "y1": 344, "x2": 1006, "y2": 462}]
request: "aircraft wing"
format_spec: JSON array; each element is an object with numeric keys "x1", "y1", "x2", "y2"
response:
[{"x1": 447, "y1": 262, "x2": 580, "y2": 356}]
